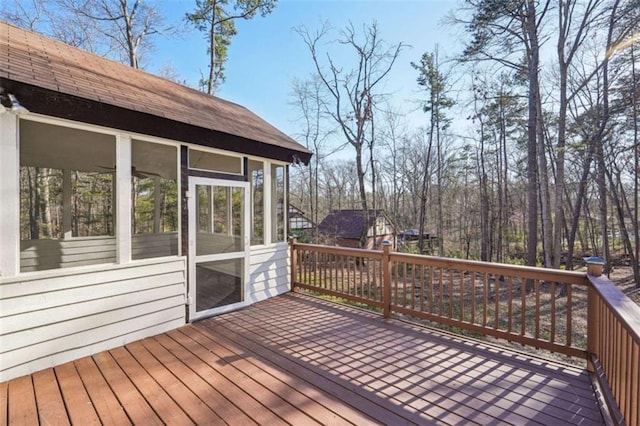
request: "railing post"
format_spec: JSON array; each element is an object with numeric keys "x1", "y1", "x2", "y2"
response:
[
  {"x1": 289, "y1": 237, "x2": 298, "y2": 291},
  {"x1": 586, "y1": 276, "x2": 600, "y2": 373},
  {"x1": 382, "y1": 240, "x2": 392, "y2": 318}
]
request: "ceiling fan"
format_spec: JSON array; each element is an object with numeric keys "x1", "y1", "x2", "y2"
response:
[{"x1": 98, "y1": 165, "x2": 162, "y2": 179}]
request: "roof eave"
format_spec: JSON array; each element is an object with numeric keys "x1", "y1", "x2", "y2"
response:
[{"x1": 2, "y1": 79, "x2": 313, "y2": 164}]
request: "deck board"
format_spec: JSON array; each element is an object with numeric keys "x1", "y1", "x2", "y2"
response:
[
  {"x1": 169, "y1": 327, "x2": 322, "y2": 426},
  {"x1": 54, "y1": 362, "x2": 100, "y2": 425},
  {"x1": 186, "y1": 325, "x2": 372, "y2": 425},
  {"x1": 109, "y1": 346, "x2": 194, "y2": 425},
  {"x1": 125, "y1": 340, "x2": 219, "y2": 425},
  {"x1": 8, "y1": 376, "x2": 38, "y2": 426},
  {"x1": 166, "y1": 329, "x2": 284, "y2": 425},
  {"x1": 0, "y1": 381, "x2": 7, "y2": 426},
  {"x1": 92, "y1": 351, "x2": 163, "y2": 425},
  {"x1": 140, "y1": 335, "x2": 253, "y2": 424},
  {"x1": 32, "y1": 369, "x2": 69, "y2": 426},
  {"x1": 182, "y1": 325, "x2": 351, "y2": 425},
  {"x1": 73, "y1": 357, "x2": 131, "y2": 425},
  {"x1": 1, "y1": 292, "x2": 605, "y2": 425}
]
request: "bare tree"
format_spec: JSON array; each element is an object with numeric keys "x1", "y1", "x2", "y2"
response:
[
  {"x1": 290, "y1": 76, "x2": 337, "y2": 239},
  {"x1": 1, "y1": 0, "x2": 104, "y2": 52},
  {"x1": 378, "y1": 106, "x2": 408, "y2": 225},
  {"x1": 74, "y1": 0, "x2": 171, "y2": 69},
  {"x1": 2, "y1": 0, "x2": 171, "y2": 69},
  {"x1": 297, "y1": 21, "x2": 404, "y2": 247}
]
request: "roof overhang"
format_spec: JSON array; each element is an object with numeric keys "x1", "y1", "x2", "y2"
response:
[{"x1": 2, "y1": 78, "x2": 312, "y2": 165}]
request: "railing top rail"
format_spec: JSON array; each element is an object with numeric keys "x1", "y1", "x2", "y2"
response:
[
  {"x1": 588, "y1": 274, "x2": 640, "y2": 343},
  {"x1": 389, "y1": 252, "x2": 588, "y2": 285},
  {"x1": 293, "y1": 242, "x2": 588, "y2": 285},
  {"x1": 292, "y1": 242, "x2": 384, "y2": 259}
]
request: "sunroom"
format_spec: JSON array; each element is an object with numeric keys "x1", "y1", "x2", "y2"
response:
[{"x1": 0, "y1": 22, "x2": 311, "y2": 382}]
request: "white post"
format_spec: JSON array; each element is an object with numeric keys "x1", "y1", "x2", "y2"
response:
[
  {"x1": 208, "y1": 186, "x2": 214, "y2": 233},
  {"x1": 153, "y1": 177, "x2": 161, "y2": 234},
  {"x1": 264, "y1": 162, "x2": 272, "y2": 244},
  {"x1": 62, "y1": 169, "x2": 72, "y2": 238},
  {"x1": 226, "y1": 187, "x2": 233, "y2": 236},
  {"x1": 116, "y1": 135, "x2": 132, "y2": 263},
  {"x1": 0, "y1": 114, "x2": 20, "y2": 276}
]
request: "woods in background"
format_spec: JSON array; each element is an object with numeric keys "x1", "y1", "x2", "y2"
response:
[{"x1": 290, "y1": 1, "x2": 640, "y2": 287}]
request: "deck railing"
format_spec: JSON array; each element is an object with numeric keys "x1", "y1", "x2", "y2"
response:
[
  {"x1": 588, "y1": 275, "x2": 640, "y2": 425},
  {"x1": 290, "y1": 240, "x2": 640, "y2": 425}
]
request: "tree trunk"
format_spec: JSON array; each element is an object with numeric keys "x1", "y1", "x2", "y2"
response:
[
  {"x1": 536, "y1": 90, "x2": 553, "y2": 268},
  {"x1": 632, "y1": 42, "x2": 640, "y2": 288},
  {"x1": 27, "y1": 167, "x2": 40, "y2": 240},
  {"x1": 207, "y1": 0, "x2": 218, "y2": 94},
  {"x1": 525, "y1": 0, "x2": 540, "y2": 268},
  {"x1": 554, "y1": 32, "x2": 568, "y2": 269},
  {"x1": 355, "y1": 143, "x2": 369, "y2": 247},
  {"x1": 121, "y1": 0, "x2": 139, "y2": 69},
  {"x1": 418, "y1": 141, "x2": 433, "y2": 253},
  {"x1": 565, "y1": 141, "x2": 596, "y2": 270}
]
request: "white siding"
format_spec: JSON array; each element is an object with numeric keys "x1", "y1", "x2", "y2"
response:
[
  {"x1": 20, "y1": 233, "x2": 179, "y2": 272},
  {"x1": 248, "y1": 242, "x2": 290, "y2": 303},
  {"x1": 0, "y1": 257, "x2": 186, "y2": 382}
]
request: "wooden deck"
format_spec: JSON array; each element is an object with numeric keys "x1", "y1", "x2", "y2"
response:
[{"x1": 1, "y1": 293, "x2": 605, "y2": 425}]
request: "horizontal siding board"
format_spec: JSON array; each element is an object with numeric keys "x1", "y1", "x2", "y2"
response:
[
  {"x1": 1, "y1": 258, "x2": 185, "y2": 297},
  {"x1": 249, "y1": 248, "x2": 288, "y2": 263},
  {"x1": 248, "y1": 284, "x2": 290, "y2": 303},
  {"x1": 2, "y1": 296, "x2": 184, "y2": 354},
  {"x1": 0, "y1": 271, "x2": 185, "y2": 316},
  {"x1": 2, "y1": 286, "x2": 185, "y2": 335},
  {"x1": 1, "y1": 305, "x2": 185, "y2": 376},
  {"x1": 249, "y1": 246, "x2": 288, "y2": 257},
  {"x1": 249, "y1": 273, "x2": 289, "y2": 293},
  {"x1": 131, "y1": 233, "x2": 178, "y2": 244},
  {"x1": 249, "y1": 271, "x2": 289, "y2": 286},
  {"x1": 250, "y1": 258, "x2": 288, "y2": 275},
  {"x1": 20, "y1": 259, "x2": 116, "y2": 274},
  {"x1": 20, "y1": 235, "x2": 179, "y2": 271},
  {"x1": 21, "y1": 253, "x2": 116, "y2": 267},
  {"x1": 20, "y1": 238, "x2": 117, "y2": 272},
  {"x1": 20, "y1": 247, "x2": 116, "y2": 258},
  {"x1": 247, "y1": 245, "x2": 290, "y2": 301},
  {"x1": 21, "y1": 237, "x2": 116, "y2": 249},
  {"x1": 250, "y1": 263, "x2": 289, "y2": 278}
]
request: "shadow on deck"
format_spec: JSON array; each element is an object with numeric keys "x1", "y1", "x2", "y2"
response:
[{"x1": 1, "y1": 293, "x2": 604, "y2": 425}]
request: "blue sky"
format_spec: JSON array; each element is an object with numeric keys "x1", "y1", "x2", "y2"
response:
[{"x1": 156, "y1": 0, "x2": 465, "y2": 152}]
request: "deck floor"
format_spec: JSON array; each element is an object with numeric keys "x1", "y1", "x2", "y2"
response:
[{"x1": 1, "y1": 293, "x2": 604, "y2": 425}]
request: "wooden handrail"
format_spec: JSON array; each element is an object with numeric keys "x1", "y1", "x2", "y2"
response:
[
  {"x1": 587, "y1": 274, "x2": 640, "y2": 426},
  {"x1": 388, "y1": 252, "x2": 587, "y2": 285},
  {"x1": 293, "y1": 242, "x2": 384, "y2": 259}
]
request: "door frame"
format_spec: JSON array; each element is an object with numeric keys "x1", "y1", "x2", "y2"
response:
[{"x1": 187, "y1": 176, "x2": 250, "y2": 322}]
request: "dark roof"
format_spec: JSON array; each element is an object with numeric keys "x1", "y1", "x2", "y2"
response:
[
  {"x1": 318, "y1": 209, "x2": 392, "y2": 239},
  {"x1": 0, "y1": 22, "x2": 311, "y2": 164}
]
